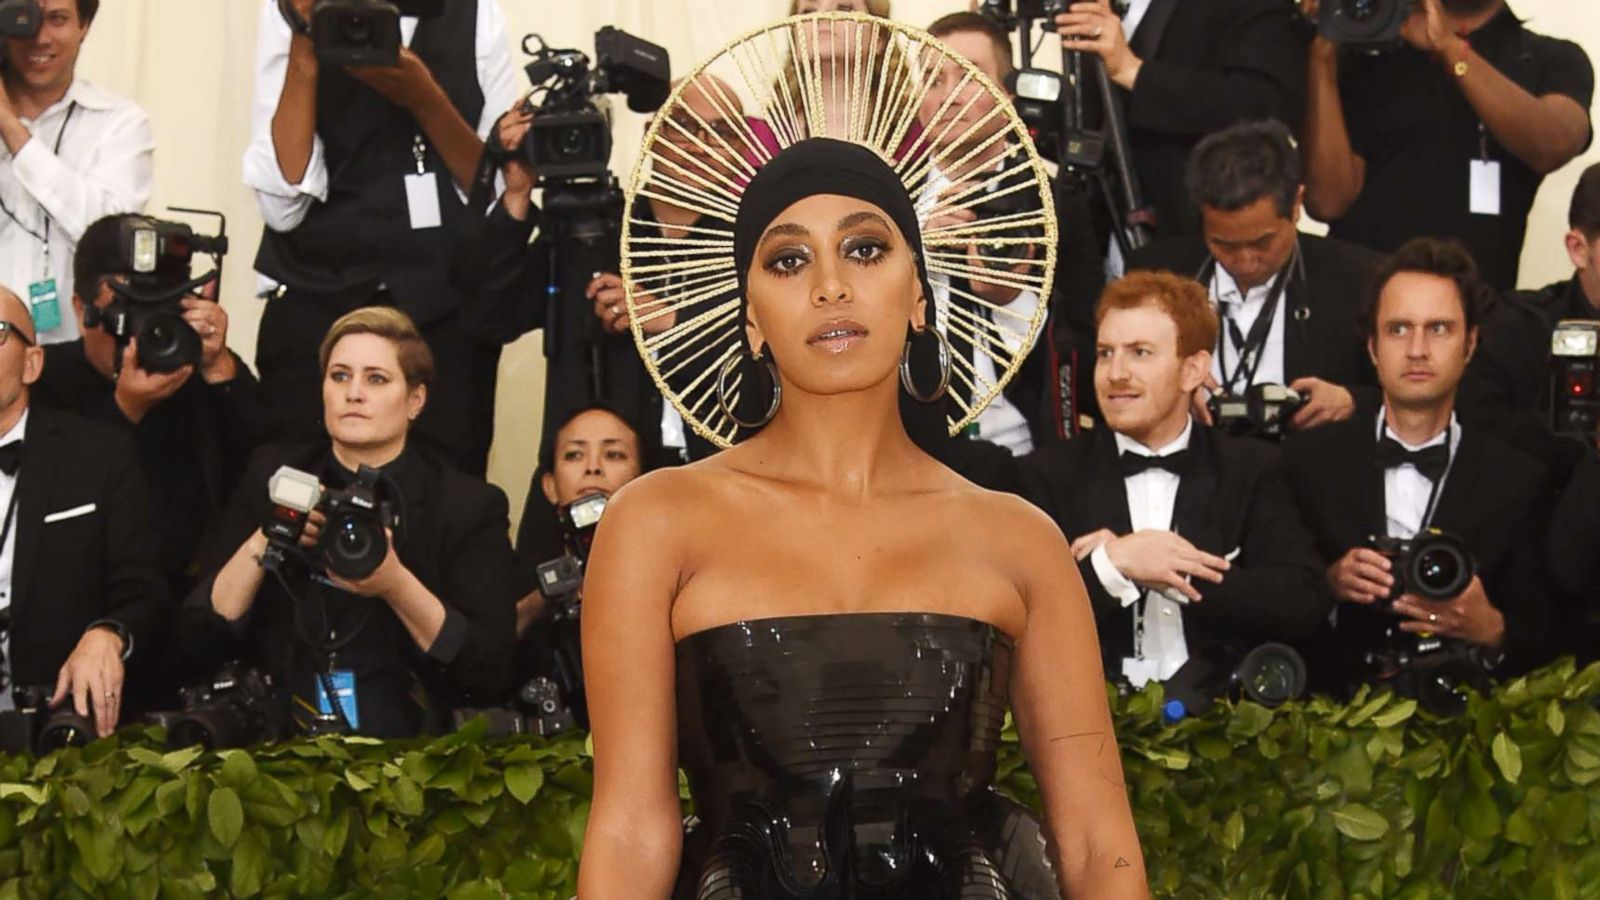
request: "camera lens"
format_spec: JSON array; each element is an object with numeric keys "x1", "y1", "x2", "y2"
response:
[
  {"x1": 137, "y1": 313, "x2": 201, "y2": 373},
  {"x1": 1234, "y1": 643, "x2": 1307, "y2": 708},
  {"x1": 37, "y1": 711, "x2": 93, "y2": 753},
  {"x1": 321, "y1": 512, "x2": 388, "y2": 580},
  {"x1": 167, "y1": 716, "x2": 222, "y2": 751},
  {"x1": 554, "y1": 126, "x2": 591, "y2": 160},
  {"x1": 1407, "y1": 535, "x2": 1473, "y2": 601},
  {"x1": 337, "y1": 12, "x2": 374, "y2": 45}
]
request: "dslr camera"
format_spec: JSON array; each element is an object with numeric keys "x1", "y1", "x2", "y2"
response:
[
  {"x1": 261, "y1": 464, "x2": 402, "y2": 582},
  {"x1": 517, "y1": 27, "x2": 670, "y2": 184},
  {"x1": 1549, "y1": 319, "x2": 1600, "y2": 438},
  {"x1": 0, "y1": 0, "x2": 40, "y2": 39},
  {"x1": 451, "y1": 675, "x2": 578, "y2": 739},
  {"x1": 1208, "y1": 383, "x2": 1304, "y2": 441},
  {"x1": 278, "y1": 0, "x2": 443, "y2": 68},
  {"x1": 1315, "y1": 0, "x2": 1413, "y2": 53},
  {"x1": 86, "y1": 211, "x2": 229, "y2": 374},
  {"x1": 1158, "y1": 641, "x2": 1309, "y2": 720},
  {"x1": 155, "y1": 663, "x2": 283, "y2": 751},
  {"x1": 0, "y1": 685, "x2": 95, "y2": 755},
  {"x1": 1367, "y1": 528, "x2": 1475, "y2": 604}
]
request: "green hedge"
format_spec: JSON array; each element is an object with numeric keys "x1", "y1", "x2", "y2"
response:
[{"x1": 1, "y1": 660, "x2": 1598, "y2": 898}]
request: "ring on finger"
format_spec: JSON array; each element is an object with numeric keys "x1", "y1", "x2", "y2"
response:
[
  {"x1": 1428, "y1": 612, "x2": 1439, "y2": 624},
  {"x1": 1093, "y1": 26, "x2": 1104, "y2": 38}
]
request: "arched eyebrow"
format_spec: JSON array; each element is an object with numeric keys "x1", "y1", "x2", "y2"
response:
[
  {"x1": 757, "y1": 222, "x2": 809, "y2": 249},
  {"x1": 837, "y1": 211, "x2": 891, "y2": 232}
]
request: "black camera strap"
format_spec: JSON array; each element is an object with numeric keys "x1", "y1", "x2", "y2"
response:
[
  {"x1": 0, "y1": 101, "x2": 78, "y2": 261},
  {"x1": 1198, "y1": 243, "x2": 1302, "y2": 395}
]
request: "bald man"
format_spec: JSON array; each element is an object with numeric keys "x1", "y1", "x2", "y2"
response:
[{"x1": 0, "y1": 286, "x2": 166, "y2": 743}]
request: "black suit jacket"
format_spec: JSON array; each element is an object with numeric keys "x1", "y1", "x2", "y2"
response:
[
  {"x1": 1120, "y1": 0, "x2": 1306, "y2": 236},
  {"x1": 1019, "y1": 425, "x2": 1327, "y2": 672},
  {"x1": 8, "y1": 407, "x2": 168, "y2": 690},
  {"x1": 1125, "y1": 232, "x2": 1382, "y2": 411},
  {"x1": 178, "y1": 442, "x2": 520, "y2": 736},
  {"x1": 1283, "y1": 416, "x2": 1554, "y2": 688}
]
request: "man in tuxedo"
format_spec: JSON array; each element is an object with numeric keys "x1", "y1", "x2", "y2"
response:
[
  {"x1": 1126, "y1": 120, "x2": 1380, "y2": 434},
  {"x1": 0, "y1": 284, "x2": 166, "y2": 737},
  {"x1": 1052, "y1": 0, "x2": 1305, "y2": 238},
  {"x1": 1284, "y1": 237, "x2": 1553, "y2": 698},
  {"x1": 1020, "y1": 270, "x2": 1327, "y2": 694}
]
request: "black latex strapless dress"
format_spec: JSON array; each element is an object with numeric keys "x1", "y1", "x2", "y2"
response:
[{"x1": 674, "y1": 612, "x2": 1061, "y2": 900}]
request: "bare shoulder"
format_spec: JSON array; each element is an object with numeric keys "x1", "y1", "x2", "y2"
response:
[{"x1": 953, "y1": 483, "x2": 1069, "y2": 555}]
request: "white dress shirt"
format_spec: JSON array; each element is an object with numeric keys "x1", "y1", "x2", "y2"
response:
[
  {"x1": 1379, "y1": 409, "x2": 1461, "y2": 540},
  {"x1": 0, "y1": 408, "x2": 29, "y2": 709},
  {"x1": 0, "y1": 80, "x2": 153, "y2": 344},
  {"x1": 1210, "y1": 263, "x2": 1287, "y2": 391},
  {"x1": 242, "y1": 0, "x2": 519, "y2": 235},
  {"x1": 1122, "y1": 0, "x2": 1156, "y2": 38},
  {"x1": 1089, "y1": 417, "x2": 1195, "y2": 687},
  {"x1": 920, "y1": 165, "x2": 1042, "y2": 455}
]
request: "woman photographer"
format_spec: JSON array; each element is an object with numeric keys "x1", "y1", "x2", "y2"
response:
[{"x1": 177, "y1": 308, "x2": 518, "y2": 739}]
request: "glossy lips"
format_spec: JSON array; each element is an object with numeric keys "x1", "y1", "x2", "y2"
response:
[{"x1": 805, "y1": 318, "x2": 869, "y2": 354}]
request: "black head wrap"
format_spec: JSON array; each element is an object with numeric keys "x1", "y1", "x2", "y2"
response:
[{"x1": 733, "y1": 138, "x2": 935, "y2": 308}]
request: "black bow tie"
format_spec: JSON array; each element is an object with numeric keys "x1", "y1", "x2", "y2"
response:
[
  {"x1": 0, "y1": 441, "x2": 22, "y2": 477},
  {"x1": 1120, "y1": 449, "x2": 1190, "y2": 478},
  {"x1": 1375, "y1": 437, "x2": 1448, "y2": 482}
]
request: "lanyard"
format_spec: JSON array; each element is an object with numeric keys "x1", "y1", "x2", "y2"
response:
[
  {"x1": 0, "y1": 101, "x2": 79, "y2": 267},
  {"x1": 1199, "y1": 244, "x2": 1300, "y2": 394}
]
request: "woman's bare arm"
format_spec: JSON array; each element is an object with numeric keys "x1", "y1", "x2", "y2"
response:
[
  {"x1": 1003, "y1": 498, "x2": 1149, "y2": 898},
  {"x1": 577, "y1": 474, "x2": 687, "y2": 899}
]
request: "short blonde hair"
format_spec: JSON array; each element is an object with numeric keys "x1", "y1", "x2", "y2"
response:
[
  {"x1": 318, "y1": 307, "x2": 435, "y2": 388},
  {"x1": 789, "y1": 0, "x2": 891, "y2": 16}
]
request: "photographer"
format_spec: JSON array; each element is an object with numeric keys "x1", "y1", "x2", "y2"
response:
[
  {"x1": 1284, "y1": 238, "x2": 1554, "y2": 698},
  {"x1": 1299, "y1": 0, "x2": 1593, "y2": 290},
  {"x1": 458, "y1": 74, "x2": 738, "y2": 464},
  {"x1": 1458, "y1": 163, "x2": 1600, "y2": 481},
  {"x1": 178, "y1": 308, "x2": 518, "y2": 738},
  {"x1": 0, "y1": 0, "x2": 153, "y2": 345},
  {"x1": 1020, "y1": 272, "x2": 1328, "y2": 695},
  {"x1": 1051, "y1": 0, "x2": 1305, "y2": 238},
  {"x1": 1126, "y1": 120, "x2": 1380, "y2": 435},
  {"x1": 243, "y1": 0, "x2": 518, "y2": 474},
  {"x1": 0, "y1": 284, "x2": 166, "y2": 739},
  {"x1": 32, "y1": 214, "x2": 271, "y2": 597}
]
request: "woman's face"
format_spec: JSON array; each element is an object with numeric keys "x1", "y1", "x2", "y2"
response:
[
  {"x1": 541, "y1": 409, "x2": 643, "y2": 508},
  {"x1": 745, "y1": 193, "x2": 926, "y2": 400},
  {"x1": 322, "y1": 333, "x2": 425, "y2": 452}
]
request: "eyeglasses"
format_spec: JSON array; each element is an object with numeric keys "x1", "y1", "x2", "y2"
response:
[
  {"x1": 662, "y1": 117, "x2": 743, "y2": 146},
  {"x1": 0, "y1": 322, "x2": 34, "y2": 348}
]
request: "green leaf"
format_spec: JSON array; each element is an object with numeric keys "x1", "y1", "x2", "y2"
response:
[
  {"x1": 1491, "y1": 731, "x2": 1522, "y2": 783},
  {"x1": 1547, "y1": 699, "x2": 1567, "y2": 736},
  {"x1": 345, "y1": 769, "x2": 373, "y2": 792},
  {"x1": 0, "y1": 784, "x2": 45, "y2": 805},
  {"x1": 218, "y1": 750, "x2": 259, "y2": 787},
  {"x1": 207, "y1": 787, "x2": 244, "y2": 848},
  {"x1": 1331, "y1": 803, "x2": 1389, "y2": 841},
  {"x1": 229, "y1": 831, "x2": 268, "y2": 897},
  {"x1": 1457, "y1": 787, "x2": 1502, "y2": 840},
  {"x1": 1222, "y1": 809, "x2": 1245, "y2": 851},
  {"x1": 1372, "y1": 698, "x2": 1418, "y2": 729},
  {"x1": 506, "y1": 764, "x2": 544, "y2": 805}
]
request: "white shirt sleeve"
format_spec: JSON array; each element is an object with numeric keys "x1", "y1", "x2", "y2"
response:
[
  {"x1": 1089, "y1": 544, "x2": 1142, "y2": 607},
  {"x1": 476, "y1": 0, "x2": 520, "y2": 139},
  {"x1": 10, "y1": 102, "x2": 153, "y2": 243},
  {"x1": 241, "y1": 0, "x2": 329, "y2": 234}
]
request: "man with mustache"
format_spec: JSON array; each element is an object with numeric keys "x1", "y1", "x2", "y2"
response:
[
  {"x1": 1020, "y1": 271, "x2": 1327, "y2": 697},
  {"x1": 1284, "y1": 237, "x2": 1555, "y2": 699},
  {"x1": 1299, "y1": 0, "x2": 1593, "y2": 291}
]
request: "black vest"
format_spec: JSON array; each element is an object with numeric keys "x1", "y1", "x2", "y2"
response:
[{"x1": 255, "y1": 1, "x2": 484, "y2": 325}]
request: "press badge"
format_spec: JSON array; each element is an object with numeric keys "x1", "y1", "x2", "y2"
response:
[
  {"x1": 404, "y1": 172, "x2": 442, "y2": 230},
  {"x1": 27, "y1": 279, "x2": 61, "y2": 332},
  {"x1": 315, "y1": 670, "x2": 360, "y2": 729},
  {"x1": 1470, "y1": 159, "x2": 1502, "y2": 216}
]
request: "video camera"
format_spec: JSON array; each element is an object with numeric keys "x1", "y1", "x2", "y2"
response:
[
  {"x1": 1550, "y1": 319, "x2": 1600, "y2": 438},
  {"x1": 278, "y1": 0, "x2": 443, "y2": 68},
  {"x1": 1316, "y1": 0, "x2": 1413, "y2": 53},
  {"x1": 153, "y1": 663, "x2": 284, "y2": 751},
  {"x1": 0, "y1": 0, "x2": 40, "y2": 39},
  {"x1": 262, "y1": 464, "x2": 403, "y2": 582},
  {"x1": 85, "y1": 210, "x2": 229, "y2": 374},
  {"x1": 0, "y1": 685, "x2": 94, "y2": 755},
  {"x1": 1208, "y1": 383, "x2": 1304, "y2": 441},
  {"x1": 517, "y1": 27, "x2": 670, "y2": 184}
]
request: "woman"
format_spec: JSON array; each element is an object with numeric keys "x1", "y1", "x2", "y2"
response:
[
  {"x1": 179, "y1": 308, "x2": 518, "y2": 738},
  {"x1": 579, "y1": 140, "x2": 1147, "y2": 897}
]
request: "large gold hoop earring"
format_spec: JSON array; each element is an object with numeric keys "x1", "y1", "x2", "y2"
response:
[
  {"x1": 900, "y1": 327, "x2": 952, "y2": 403},
  {"x1": 716, "y1": 349, "x2": 781, "y2": 429}
]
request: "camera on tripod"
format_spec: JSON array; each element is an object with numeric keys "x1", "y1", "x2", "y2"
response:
[
  {"x1": 277, "y1": 0, "x2": 443, "y2": 68},
  {"x1": 1367, "y1": 528, "x2": 1475, "y2": 605},
  {"x1": 85, "y1": 211, "x2": 229, "y2": 374},
  {"x1": 154, "y1": 663, "x2": 283, "y2": 751},
  {"x1": 1316, "y1": 0, "x2": 1414, "y2": 53},
  {"x1": 1208, "y1": 383, "x2": 1304, "y2": 440},
  {"x1": 0, "y1": 0, "x2": 40, "y2": 39},
  {"x1": 261, "y1": 464, "x2": 402, "y2": 582},
  {"x1": 1549, "y1": 319, "x2": 1600, "y2": 439},
  {"x1": 518, "y1": 27, "x2": 670, "y2": 184}
]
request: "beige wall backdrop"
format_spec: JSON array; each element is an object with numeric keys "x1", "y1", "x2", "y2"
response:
[{"x1": 69, "y1": 0, "x2": 1600, "y2": 534}]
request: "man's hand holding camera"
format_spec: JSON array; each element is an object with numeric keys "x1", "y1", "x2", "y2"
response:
[
  {"x1": 49, "y1": 626, "x2": 125, "y2": 739},
  {"x1": 1287, "y1": 376, "x2": 1355, "y2": 429},
  {"x1": 348, "y1": 48, "x2": 440, "y2": 117},
  {"x1": 1054, "y1": 1, "x2": 1142, "y2": 90},
  {"x1": 1071, "y1": 528, "x2": 1231, "y2": 603},
  {"x1": 184, "y1": 285, "x2": 236, "y2": 384},
  {"x1": 495, "y1": 100, "x2": 537, "y2": 221},
  {"x1": 1392, "y1": 575, "x2": 1505, "y2": 647},
  {"x1": 113, "y1": 336, "x2": 193, "y2": 426},
  {"x1": 926, "y1": 184, "x2": 1031, "y2": 307},
  {"x1": 591, "y1": 273, "x2": 676, "y2": 337},
  {"x1": 1326, "y1": 546, "x2": 1393, "y2": 605}
]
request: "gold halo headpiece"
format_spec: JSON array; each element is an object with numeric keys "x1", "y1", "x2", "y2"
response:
[{"x1": 622, "y1": 12, "x2": 1058, "y2": 448}]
